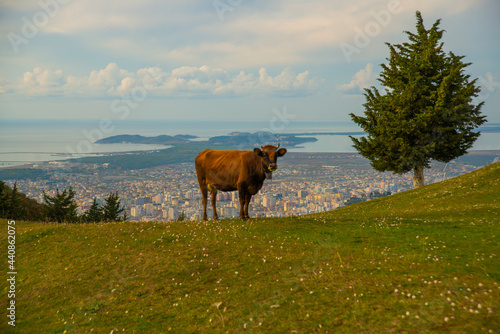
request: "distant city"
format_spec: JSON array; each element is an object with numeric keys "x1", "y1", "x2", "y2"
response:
[{"x1": 4, "y1": 151, "x2": 498, "y2": 222}]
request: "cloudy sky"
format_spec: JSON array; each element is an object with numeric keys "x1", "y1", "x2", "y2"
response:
[{"x1": 1, "y1": 0, "x2": 499, "y2": 123}]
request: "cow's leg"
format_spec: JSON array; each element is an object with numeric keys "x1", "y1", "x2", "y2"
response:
[
  {"x1": 210, "y1": 190, "x2": 219, "y2": 220},
  {"x1": 244, "y1": 193, "x2": 252, "y2": 219},
  {"x1": 196, "y1": 164, "x2": 208, "y2": 221},
  {"x1": 208, "y1": 183, "x2": 219, "y2": 220},
  {"x1": 237, "y1": 184, "x2": 248, "y2": 220},
  {"x1": 200, "y1": 184, "x2": 208, "y2": 221}
]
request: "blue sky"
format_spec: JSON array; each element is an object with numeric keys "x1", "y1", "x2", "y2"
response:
[{"x1": 1, "y1": 0, "x2": 499, "y2": 123}]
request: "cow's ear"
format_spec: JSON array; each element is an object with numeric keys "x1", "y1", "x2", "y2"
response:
[
  {"x1": 253, "y1": 148, "x2": 263, "y2": 156},
  {"x1": 277, "y1": 148, "x2": 287, "y2": 157}
]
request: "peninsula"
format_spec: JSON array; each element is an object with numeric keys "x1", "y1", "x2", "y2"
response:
[
  {"x1": 95, "y1": 134, "x2": 196, "y2": 145},
  {"x1": 95, "y1": 131, "x2": 318, "y2": 147}
]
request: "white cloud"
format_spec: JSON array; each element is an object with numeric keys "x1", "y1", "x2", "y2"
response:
[
  {"x1": 212, "y1": 67, "x2": 319, "y2": 96},
  {"x1": 21, "y1": 67, "x2": 66, "y2": 96},
  {"x1": 1, "y1": 63, "x2": 320, "y2": 98},
  {"x1": 88, "y1": 63, "x2": 132, "y2": 89},
  {"x1": 337, "y1": 63, "x2": 378, "y2": 94},
  {"x1": 170, "y1": 66, "x2": 227, "y2": 81},
  {"x1": 116, "y1": 77, "x2": 136, "y2": 96}
]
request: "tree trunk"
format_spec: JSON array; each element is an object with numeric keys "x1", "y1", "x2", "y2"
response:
[{"x1": 413, "y1": 165, "x2": 425, "y2": 188}]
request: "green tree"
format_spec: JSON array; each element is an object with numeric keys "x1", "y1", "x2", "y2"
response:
[
  {"x1": 44, "y1": 188, "x2": 78, "y2": 223},
  {"x1": 177, "y1": 211, "x2": 186, "y2": 221},
  {"x1": 84, "y1": 197, "x2": 103, "y2": 223},
  {"x1": 103, "y1": 192, "x2": 125, "y2": 222},
  {"x1": 350, "y1": 11, "x2": 486, "y2": 188},
  {"x1": 0, "y1": 181, "x2": 45, "y2": 221},
  {"x1": 0, "y1": 181, "x2": 9, "y2": 217},
  {"x1": 8, "y1": 183, "x2": 23, "y2": 219}
]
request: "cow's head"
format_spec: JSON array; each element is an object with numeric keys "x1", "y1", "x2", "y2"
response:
[{"x1": 254, "y1": 144, "x2": 287, "y2": 178}]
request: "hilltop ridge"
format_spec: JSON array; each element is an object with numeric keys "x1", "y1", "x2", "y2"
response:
[
  {"x1": 2, "y1": 162, "x2": 498, "y2": 333},
  {"x1": 325, "y1": 160, "x2": 499, "y2": 222}
]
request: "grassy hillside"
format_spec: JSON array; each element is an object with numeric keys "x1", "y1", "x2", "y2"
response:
[{"x1": 1, "y1": 162, "x2": 499, "y2": 333}]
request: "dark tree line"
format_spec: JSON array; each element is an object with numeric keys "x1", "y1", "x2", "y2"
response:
[
  {"x1": 0, "y1": 181, "x2": 126, "y2": 223},
  {"x1": 0, "y1": 181, "x2": 44, "y2": 221},
  {"x1": 80, "y1": 192, "x2": 126, "y2": 223}
]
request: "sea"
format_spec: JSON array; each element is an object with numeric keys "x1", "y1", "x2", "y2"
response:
[{"x1": 1, "y1": 119, "x2": 499, "y2": 168}]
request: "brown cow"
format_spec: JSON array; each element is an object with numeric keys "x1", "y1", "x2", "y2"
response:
[{"x1": 195, "y1": 144, "x2": 287, "y2": 220}]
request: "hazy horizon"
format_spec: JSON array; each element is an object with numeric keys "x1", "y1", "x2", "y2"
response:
[{"x1": 1, "y1": 119, "x2": 499, "y2": 168}]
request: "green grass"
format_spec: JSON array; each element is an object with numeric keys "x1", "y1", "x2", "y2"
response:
[{"x1": 1, "y1": 162, "x2": 499, "y2": 333}]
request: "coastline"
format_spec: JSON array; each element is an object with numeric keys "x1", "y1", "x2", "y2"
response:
[{"x1": 1, "y1": 120, "x2": 499, "y2": 169}]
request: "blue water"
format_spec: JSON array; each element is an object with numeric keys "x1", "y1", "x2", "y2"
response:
[{"x1": 0, "y1": 119, "x2": 498, "y2": 167}]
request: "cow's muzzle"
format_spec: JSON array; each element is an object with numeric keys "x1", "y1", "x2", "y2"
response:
[{"x1": 268, "y1": 163, "x2": 278, "y2": 171}]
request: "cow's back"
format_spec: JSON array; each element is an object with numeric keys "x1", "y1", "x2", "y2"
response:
[{"x1": 196, "y1": 149, "x2": 241, "y2": 169}]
